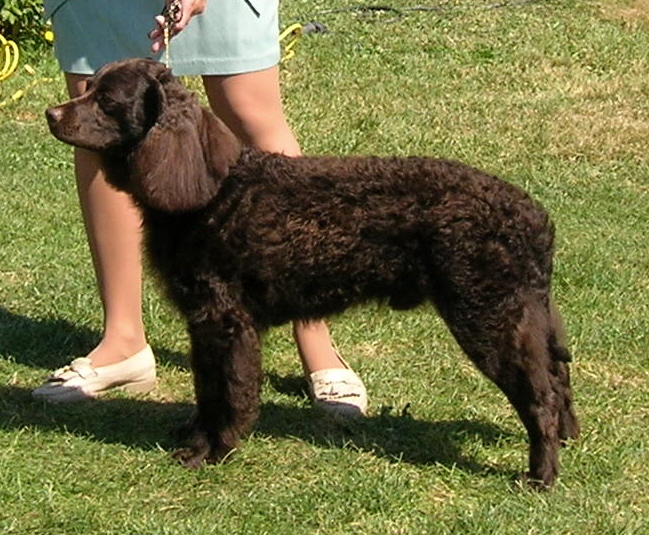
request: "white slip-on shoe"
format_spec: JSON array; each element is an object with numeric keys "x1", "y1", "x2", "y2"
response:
[
  {"x1": 32, "y1": 345, "x2": 156, "y2": 403},
  {"x1": 309, "y1": 359, "x2": 368, "y2": 418}
]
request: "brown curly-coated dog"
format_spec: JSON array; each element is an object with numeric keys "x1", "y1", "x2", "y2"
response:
[{"x1": 45, "y1": 58, "x2": 578, "y2": 488}]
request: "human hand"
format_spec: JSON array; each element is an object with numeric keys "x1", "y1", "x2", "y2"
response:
[{"x1": 150, "y1": 0, "x2": 207, "y2": 53}]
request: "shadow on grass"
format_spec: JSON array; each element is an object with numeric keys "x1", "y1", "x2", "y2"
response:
[
  {"x1": 0, "y1": 380, "x2": 520, "y2": 479},
  {"x1": 258, "y1": 402, "x2": 517, "y2": 476},
  {"x1": 262, "y1": 372, "x2": 519, "y2": 475},
  {"x1": 0, "y1": 307, "x2": 520, "y2": 478},
  {"x1": 0, "y1": 306, "x2": 187, "y2": 369}
]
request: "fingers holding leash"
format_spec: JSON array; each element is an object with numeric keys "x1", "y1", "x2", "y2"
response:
[
  {"x1": 167, "y1": 0, "x2": 207, "y2": 33},
  {"x1": 150, "y1": 0, "x2": 206, "y2": 53}
]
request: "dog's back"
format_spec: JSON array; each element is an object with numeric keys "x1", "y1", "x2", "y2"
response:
[{"x1": 179, "y1": 151, "x2": 555, "y2": 322}]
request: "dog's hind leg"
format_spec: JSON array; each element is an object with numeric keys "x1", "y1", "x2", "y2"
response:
[
  {"x1": 173, "y1": 292, "x2": 262, "y2": 468},
  {"x1": 442, "y1": 292, "x2": 575, "y2": 488}
]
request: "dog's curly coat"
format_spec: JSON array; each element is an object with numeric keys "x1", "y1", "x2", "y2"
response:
[{"x1": 45, "y1": 58, "x2": 578, "y2": 488}]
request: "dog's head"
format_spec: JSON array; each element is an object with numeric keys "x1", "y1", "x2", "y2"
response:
[{"x1": 45, "y1": 58, "x2": 242, "y2": 212}]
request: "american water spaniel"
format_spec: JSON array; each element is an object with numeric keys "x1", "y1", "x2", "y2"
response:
[{"x1": 45, "y1": 58, "x2": 578, "y2": 488}]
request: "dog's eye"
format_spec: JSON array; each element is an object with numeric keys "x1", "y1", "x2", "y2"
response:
[{"x1": 97, "y1": 93, "x2": 120, "y2": 114}]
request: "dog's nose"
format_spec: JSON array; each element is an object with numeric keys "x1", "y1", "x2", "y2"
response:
[{"x1": 45, "y1": 106, "x2": 63, "y2": 125}]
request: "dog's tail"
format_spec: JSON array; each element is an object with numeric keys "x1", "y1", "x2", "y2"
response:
[
  {"x1": 547, "y1": 298, "x2": 572, "y2": 365},
  {"x1": 503, "y1": 292, "x2": 579, "y2": 486},
  {"x1": 548, "y1": 298, "x2": 580, "y2": 441},
  {"x1": 516, "y1": 293, "x2": 579, "y2": 443}
]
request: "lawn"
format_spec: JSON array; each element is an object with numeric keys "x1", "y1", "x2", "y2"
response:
[{"x1": 1, "y1": 1, "x2": 648, "y2": 533}]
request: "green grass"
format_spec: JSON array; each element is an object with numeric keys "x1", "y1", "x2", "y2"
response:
[{"x1": 1, "y1": 0, "x2": 649, "y2": 533}]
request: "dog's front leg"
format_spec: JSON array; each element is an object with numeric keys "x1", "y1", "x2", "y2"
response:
[{"x1": 172, "y1": 299, "x2": 261, "y2": 468}]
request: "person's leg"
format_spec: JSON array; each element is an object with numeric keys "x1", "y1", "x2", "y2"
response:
[
  {"x1": 33, "y1": 73, "x2": 154, "y2": 402},
  {"x1": 202, "y1": 67, "x2": 299, "y2": 155},
  {"x1": 203, "y1": 67, "x2": 344, "y2": 374},
  {"x1": 66, "y1": 73, "x2": 149, "y2": 366},
  {"x1": 202, "y1": 68, "x2": 367, "y2": 415}
]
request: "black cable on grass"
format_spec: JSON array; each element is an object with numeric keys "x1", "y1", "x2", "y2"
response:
[{"x1": 316, "y1": 1, "x2": 553, "y2": 24}]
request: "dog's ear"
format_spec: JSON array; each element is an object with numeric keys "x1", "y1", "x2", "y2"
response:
[
  {"x1": 127, "y1": 68, "x2": 242, "y2": 213},
  {"x1": 140, "y1": 80, "x2": 166, "y2": 134},
  {"x1": 128, "y1": 113, "x2": 218, "y2": 213},
  {"x1": 199, "y1": 109, "x2": 242, "y2": 180},
  {"x1": 140, "y1": 62, "x2": 174, "y2": 133}
]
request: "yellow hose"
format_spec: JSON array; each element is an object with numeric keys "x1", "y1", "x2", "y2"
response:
[
  {"x1": 279, "y1": 23, "x2": 303, "y2": 63},
  {"x1": 0, "y1": 33, "x2": 20, "y2": 81},
  {"x1": 0, "y1": 32, "x2": 56, "y2": 107}
]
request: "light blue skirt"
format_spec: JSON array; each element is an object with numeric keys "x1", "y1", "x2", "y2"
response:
[{"x1": 44, "y1": 0, "x2": 280, "y2": 75}]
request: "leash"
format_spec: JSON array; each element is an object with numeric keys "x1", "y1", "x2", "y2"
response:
[{"x1": 161, "y1": 0, "x2": 182, "y2": 68}]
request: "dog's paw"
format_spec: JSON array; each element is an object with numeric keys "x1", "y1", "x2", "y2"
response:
[
  {"x1": 172, "y1": 446, "x2": 210, "y2": 469},
  {"x1": 171, "y1": 417, "x2": 212, "y2": 468},
  {"x1": 517, "y1": 471, "x2": 553, "y2": 491},
  {"x1": 172, "y1": 442, "x2": 237, "y2": 468},
  {"x1": 172, "y1": 419, "x2": 238, "y2": 468}
]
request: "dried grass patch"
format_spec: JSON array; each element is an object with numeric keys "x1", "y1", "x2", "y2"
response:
[
  {"x1": 600, "y1": 0, "x2": 649, "y2": 28},
  {"x1": 542, "y1": 63, "x2": 649, "y2": 162}
]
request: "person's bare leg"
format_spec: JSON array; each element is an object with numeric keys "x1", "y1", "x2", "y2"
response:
[
  {"x1": 66, "y1": 73, "x2": 148, "y2": 366},
  {"x1": 202, "y1": 68, "x2": 346, "y2": 375}
]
